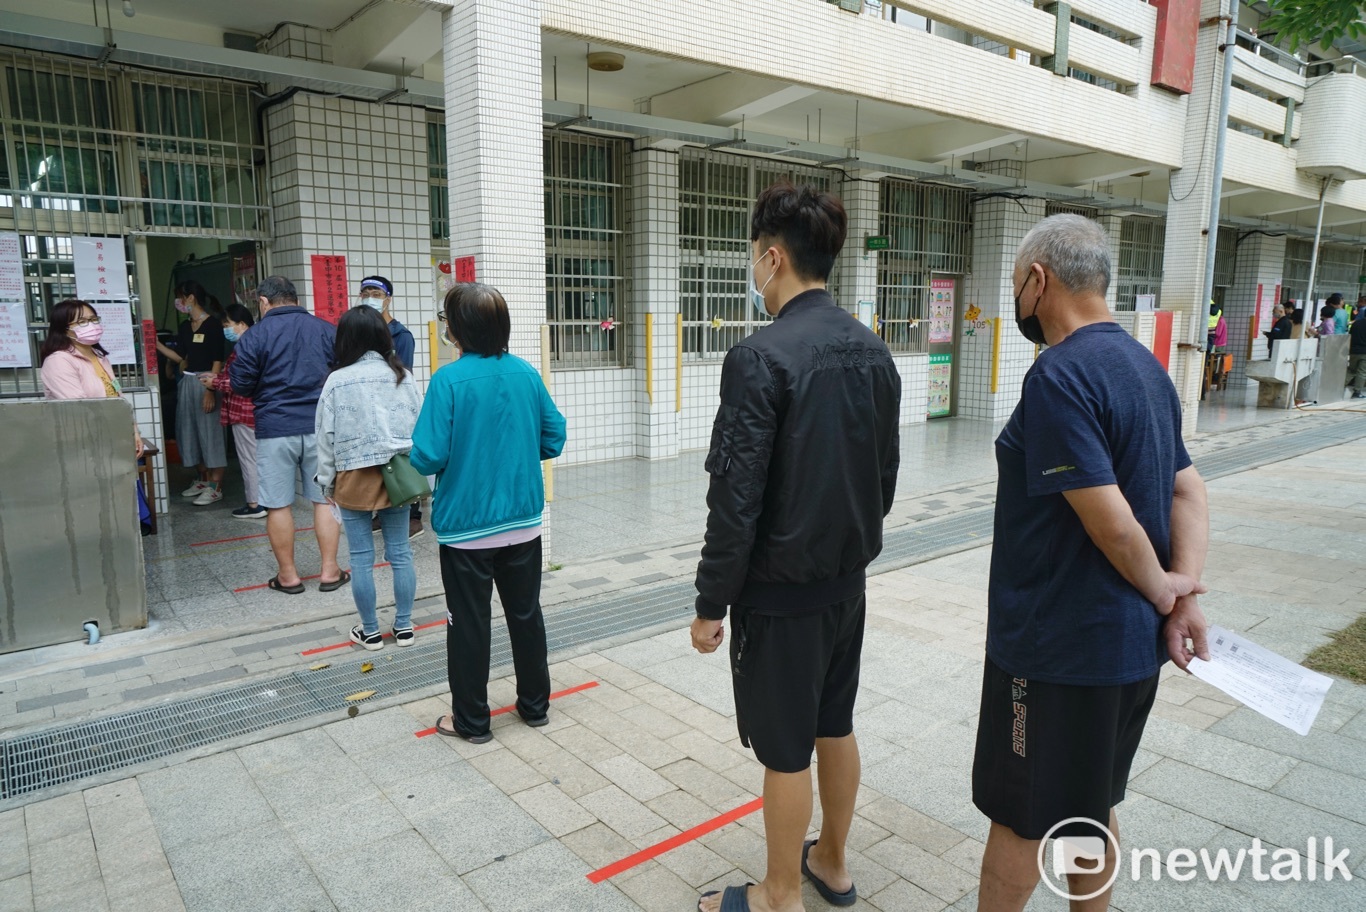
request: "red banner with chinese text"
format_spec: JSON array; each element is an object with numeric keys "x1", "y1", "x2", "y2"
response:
[{"x1": 310, "y1": 255, "x2": 349, "y2": 325}]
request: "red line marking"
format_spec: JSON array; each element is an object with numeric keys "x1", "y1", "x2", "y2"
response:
[
  {"x1": 414, "y1": 681, "x2": 600, "y2": 737},
  {"x1": 237, "y1": 562, "x2": 390, "y2": 595},
  {"x1": 299, "y1": 608, "x2": 439, "y2": 656},
  {"x1": 587, "y1": 797, "x2": 765, "y2": 883},
  {"x1": 192, "y1": 526, "x2": 315, "y2": 547}
]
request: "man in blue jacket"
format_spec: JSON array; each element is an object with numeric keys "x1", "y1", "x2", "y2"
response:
[{"x1": 229, "y1": 275, "x2": 345, "y2": 594}]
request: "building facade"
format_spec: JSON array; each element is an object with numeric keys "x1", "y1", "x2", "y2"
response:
[{"x1": 2, "y1": 0, "x2": 1364, "y2": 509}]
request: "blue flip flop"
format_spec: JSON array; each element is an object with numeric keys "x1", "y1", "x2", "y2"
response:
[
  {"x1": 697, "y1": 883, "x2": 754, "y2": 911},
  {"x1": 802, "y1": 839, "x2": 856, "y2": 907}
]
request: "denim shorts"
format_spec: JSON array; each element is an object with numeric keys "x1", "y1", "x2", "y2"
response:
[{"x1": 256, "y1": 434, "x2": 324, "y2": 509}]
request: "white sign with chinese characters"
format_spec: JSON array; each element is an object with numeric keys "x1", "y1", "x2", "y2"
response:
[
  {"x1": 0, "y1": 232, "x2": 24, "y2": 300},
  {"x1": 0, "y1": 300, "x2": 31, "y2": 368},
  {"x1": 92, "y1": 301, "x2": 137, "y2": 365},
  {"x1": 73, "y1": 236, "x2": 130, "y2": 300}
]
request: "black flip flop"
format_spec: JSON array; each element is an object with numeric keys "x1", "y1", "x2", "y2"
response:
[
  {"x1": 318, "y1": 569, "x2": 351, "y2": 592},
  {"x1": 433, "y1": 715, "x2": 492, "y2": 744},
  {"x1": 697, "y1": 884, "x2": 753, "y2": 911},
  {"x1": 802, "y1": 840, "x2": 856, "y2": 907},
  {"x1": 267, "y1": 576, "x2": 304, "y2": 595}
]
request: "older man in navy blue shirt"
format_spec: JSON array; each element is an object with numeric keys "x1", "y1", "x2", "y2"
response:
[
  {"x1": 230, "y1": 275, "x2": 344, "y2": 594},
  {"x1": 973, "y1": 215, "x2": 1210, "y2": 912}
]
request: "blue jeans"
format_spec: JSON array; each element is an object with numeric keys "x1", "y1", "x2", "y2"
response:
[{"x1": 340, "y1": 505, "x2": 415, "y2": 635}]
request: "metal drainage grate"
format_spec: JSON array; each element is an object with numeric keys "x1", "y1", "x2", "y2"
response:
[{"x1": 2, "y1": 415, "x2": 1362, "y2": 800}]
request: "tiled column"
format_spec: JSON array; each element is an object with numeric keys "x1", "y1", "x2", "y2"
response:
[
  {"x1": 442, "y1": 0, "x2": 545, "y2": 365},
  {"x1": 628, "y1": 148, "x2": 681, "y2": 459},
  {"x1": 1223, "y1": 233, "x2": 1285, "y2": 385},
  {"x1": 834, "y1": 173, "x2": 879, "y2": 315},
  {"x1": 1159, "y1": 0, "x2": 1230, "y2": 422},
  {"x1": 264, "y1": 96, "x2": 433, "y2": 383},
  {"x1": 959, "y1": 196, "x2": 1046, "y2": 420},
  {"x1": 1094, "y1": 213, "x2": 1124, "y2": 312}
]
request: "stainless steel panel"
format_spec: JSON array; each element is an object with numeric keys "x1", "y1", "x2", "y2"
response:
[
  {"x1": 0, "y1": 399, "x2": 146, "y2": 654},
  {"x1": 1317, "y1": 334, "x2": 1350, "y2": 404}
]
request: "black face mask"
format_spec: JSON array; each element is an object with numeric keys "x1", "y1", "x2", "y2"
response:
[{"x1": 1014, "y1": 272, "x2": 1047, "y2": 346}]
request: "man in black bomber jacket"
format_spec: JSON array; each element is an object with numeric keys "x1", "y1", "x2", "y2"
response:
[{"x1": 692, "y1": 181, "x2": 901, "y2": 912}]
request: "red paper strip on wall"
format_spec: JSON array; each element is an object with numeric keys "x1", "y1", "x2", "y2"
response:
[
  {"x1": 141, "y1": 319, "x2": 159, "y2": 375},
  {"x1": 310, "y1": 254, "x2": 349, "y2": 325}
]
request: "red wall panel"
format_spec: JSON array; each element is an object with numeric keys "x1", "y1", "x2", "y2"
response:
[{"x1": 1151, "y1": 0, "x2": 1201, "y2": 94}]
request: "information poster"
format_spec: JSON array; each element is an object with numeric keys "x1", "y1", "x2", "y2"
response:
[
  {"x1": 310, "y1": 254, "x2": 349, "y2": 325},
  {"x1": 1135, "y1": 294, "x2": 1157, "y2": 313},
  {"x1": 0, "y1": 231, "x2": 23, "y2": 300},
  {"x1": 92, "y1": 301, "x2": 137, "y2": 365},
  {"x1": 928, "y1": 352, "x2": 952, "y2": 418},
  {"x1": 73, "y1": 236, "x2": 130, "y2": 300},
  {"x1": 0, "y1": 300, "x2": 31, "y2": 368},
  {"x1": 929, "y1": 278, "x2": 954, "y2": 343},
  {"x1": 454, "y1": 256, "x2": 476, "y2": 283},
  {"x1": 232, "y1": 249, "x2": 258, "y2": 310}
]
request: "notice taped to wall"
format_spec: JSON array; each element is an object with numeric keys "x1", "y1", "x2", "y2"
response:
[{"x1": 0, "y1": 300, "x2": 31, "y2": 368}]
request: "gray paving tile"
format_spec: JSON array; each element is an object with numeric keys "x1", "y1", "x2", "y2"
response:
[
  {"x1": 285, "y1": 794, "x2": 411, "y2": 863},
  {"x1": 312, "y1": 829, "x2": 485, "y2": 912},
  {"x1": 569, "y1": 577, "x2": 612, "y2": 590},
  {"x1": 251, "y1": 754, "x2": 375, "y2": 823},
  {"x1": 14, "y1": 689, "x2": 88, "y2": 712},
  {"x1": 81, "y1": 657, "x2": 146, "y2": 677},
  {"x1": 1208, "y1": 707, "x2": 1366, "y2": 780},
  {"x1": 577, "y1": 785, "x2": 669, "y2": 841},
  {"x1": 1136, "y1": 715, "x2": 1299, "y2": 789},
  {"x1": 139, "y1": 754, "x2": 276, "y2": 849},
  {"x1": 230, "y1": 629, "x2": 328, "y2": 656},
  {"x1": 511, "y1": 782, "x2": 597, "y2": 837},
  {"x1": 164, "y1": 826, "x2": 335, "y2": 912},
  {"x1": 462, "y1": 840, "x2": 637, "y2": 912},
  {"x1": 409, "y1": 792, "x2": 550, "y2": 876},
  {"x1": 1271, "y1": 762, "x2": 1366, "y2": 827},
  {"x1": 22, "y1": 793, "x2": 87, "y2": 846},
  {"x1": 0, "y1": 873, "x2": 33, "y2": 912}
]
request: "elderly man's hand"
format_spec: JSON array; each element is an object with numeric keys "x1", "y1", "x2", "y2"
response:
[
  {"x1": 1154, "y1": 571, "x2": 1207, "y2": 616},
  {"x1": 691, "y1": 617, "x2": 725, "y2": 654},
  {"x1": 1165, "y1": 595, "x2": 1210, "y2": 672}
]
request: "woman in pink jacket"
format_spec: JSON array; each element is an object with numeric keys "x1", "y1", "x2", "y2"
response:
[{"x1": 40, "y1": 299, "x2": 151, "y2": 529}]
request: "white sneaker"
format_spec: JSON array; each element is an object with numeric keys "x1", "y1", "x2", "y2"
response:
[
  {"x1": 181, "y1": 481, "x2": 209, "y2": 498},
  {"x1": 192, "y1": 487, "x2": 223, "y2": 506}
]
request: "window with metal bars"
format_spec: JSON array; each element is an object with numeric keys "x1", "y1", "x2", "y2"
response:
[
  {"x1": 427, "y1": 117, "x2": 448, "y2": 241},
  {"x1": 677, "y1": 150, "x2": 832, "y2": 359},
  {"x1": 1213, "y1": 227, "x2": 1238, "y2": 289},
  {"x1": 544, "y1": 131, "x2": 627, "y2": 368},
  {"x1": 1283, "y1": 239, "x2": 1361, "y2": 302},
  {"x1": 874, "y1": 179, "x2": 971, "y2": 353},
  {"x1": 1115, "y1": 217, "x2": 1166, "y2": 311}
]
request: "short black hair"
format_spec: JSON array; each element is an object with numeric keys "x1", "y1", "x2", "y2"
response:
[
  {"x1": 257, "y1": 275, "x2": 298, "y2": 306},
  {"x1": 223, "y1": 304, "x2": 255, "y2": 327},
  {"x1": 443, "y1": 283, "x2": 510, "y2": 357},
  {"x1": 1327, "y1": 293, "x2": 1343, "y2": 306},
  {"x1": 750, "y1": 181, "x2": 847, "y2": 282}
]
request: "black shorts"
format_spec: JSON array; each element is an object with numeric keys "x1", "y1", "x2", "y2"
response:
[
  {"x1": 730, "y1": 593, "x2": 865, "y2": 774},
  {"x1": 972, "y1": 656, "x2": 1158, "y2": 840}
]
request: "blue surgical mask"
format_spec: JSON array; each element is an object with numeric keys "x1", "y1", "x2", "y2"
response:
[
  {"x1": 749, "y1": 251, "x2": 775, "y2": 318},
  {"x1": 224, "y1": 326, "x2": 240, "y2": 343}
]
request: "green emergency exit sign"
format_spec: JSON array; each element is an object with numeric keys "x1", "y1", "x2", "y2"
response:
[{"x1": 865, "y1": 235, "x2": 891, "y2": 251}]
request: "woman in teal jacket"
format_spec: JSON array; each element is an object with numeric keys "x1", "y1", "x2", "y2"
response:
[{"x1": 411, "y1": 283, "x2": 567, "y2": 743}]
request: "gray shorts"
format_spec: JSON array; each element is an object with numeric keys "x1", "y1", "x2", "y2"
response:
[{"x1": 256, "y1": 434, "x2": 324, "y2": 509}]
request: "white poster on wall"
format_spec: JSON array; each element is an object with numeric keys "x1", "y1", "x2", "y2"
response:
[
  {"x1": 73, "y1": 236, "x2": 130, "y2": 300},
  {"x1": 1135, "y1": 294, "x2": 1157, "y2": 312},
  {"x1": 92, "y1": 301, "x2": 137, "y2": 365},
  {"x1": 0, "y1": 232, "x2": 23, "y2": 300},
  {"x1": 0, "y1": 300, "x2": 31, "y2": 368}
]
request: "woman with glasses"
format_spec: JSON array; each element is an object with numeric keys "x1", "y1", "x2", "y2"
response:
[
  {"x1": 411, "y1": 283, "x2": 566, "y2": 743},
  {"x1": 154, "y1": 280, "x2": 228, "y2": 506},
  {"x1": 40, "y1": 298, "x2": 151, "y2": 530}
]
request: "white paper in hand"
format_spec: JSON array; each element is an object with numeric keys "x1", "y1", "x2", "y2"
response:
[{"x1": 1187, "y1": 625, "x2": 1333, "y2": 736}]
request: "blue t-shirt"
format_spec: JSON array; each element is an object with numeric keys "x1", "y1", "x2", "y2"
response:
[{"x1": 987, "y1": 322, "x2": 1191, "y2": 686}]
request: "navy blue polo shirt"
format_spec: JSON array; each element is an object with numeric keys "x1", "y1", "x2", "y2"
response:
[{"x1": 988, "y1": 322, "x2": 1191, "y2": 686}]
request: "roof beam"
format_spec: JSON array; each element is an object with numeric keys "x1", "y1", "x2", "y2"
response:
[{"x1": 644, "y1": 73, "x2": 813, "y2": 126}]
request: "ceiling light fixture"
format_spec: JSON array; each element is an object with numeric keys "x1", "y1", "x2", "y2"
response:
[
  {"x1": 122, "y1": 0, "x2": 135, "y2": 17},
  {"x1": 587, "y1": 52, "x2": 624, "y2": 72}
]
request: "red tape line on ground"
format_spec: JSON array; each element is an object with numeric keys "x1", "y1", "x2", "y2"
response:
[
  {"x1": 192, "y1": 526, "x2": 315, "y2": 547},
  {"x1": 236, "y1": 562, "x2": 390, "y2": 595},
  {"x1": 413, "y1": 681, "x2": 600, "y2": 737},
  {"x1": 587, "y1": 797, "x2": 765, "y2": 883}
]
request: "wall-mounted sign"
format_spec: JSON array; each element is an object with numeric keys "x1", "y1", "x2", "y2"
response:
[
  {"x1": 0, "y1": 232, "x2": 24, "y2": 300},
  {"x1": 864, "y1": 236, "x2": 890, "y2": 251},
  {"x1": 454, "y1": 256, "x2": 476, "y2": 283},
  {"x1": 310, "y1": 255, "x2": 348, "y2": 325},
  {"x1": 73, "y1": 236, "x2": 130, "y2": 300},
  {"x1": 928, "y1": 352, "x2": 952, "y2": 418},
  {"x1": 928, "y1": 278, "x2": 955, "y2": 344},
  {"x1": 0, "y1": 300, "x2": 31, "y2": 368}
]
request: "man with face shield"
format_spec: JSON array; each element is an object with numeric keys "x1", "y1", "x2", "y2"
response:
[
  {"x1": 973, "y1": 215, "x2": 1211, "y2": 912},
  {"x1": 691, "y1": 182, "x2": 901, "y2": 912},
  {"x1": 356, "y1": 275, "x2": 423, "y2": 538}
]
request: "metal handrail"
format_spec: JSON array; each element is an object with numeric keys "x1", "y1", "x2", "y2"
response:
[{"x1": 1234, "y1": 29, "x2": 1307, "y2": 75}]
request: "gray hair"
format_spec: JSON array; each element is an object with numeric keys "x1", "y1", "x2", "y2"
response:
[
  {"x1": 1014, "y1": 214, "x2": 1111, "y2": 297},
  {"x1": 256, "y1": 275, "x2": 298, "y2": 306}
]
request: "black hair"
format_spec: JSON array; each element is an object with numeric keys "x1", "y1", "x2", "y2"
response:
[
  {"x1": 334, "y1": 305, "x2": 406, "y2": 385},
  {"x1": 257, "y1": 275, "x2": 298, "y2": 306},
  {"x1": 40, "y1": 299, "x2": 107, "y2": 363},
  {"x1": 360, "y1": 275, "x2": 393, "y2": 296},
  {"x1": 174, "y1": 279, "x2": 226, "y2": 321},
  {"x1": 443, "y1": 283, "x2": 510, "y2": 357},
  {"x1": 223, "y1": 304, "x2": 255, "y2": 327},
  {"x1": 1326, "y1": 293, "x2": 1343, "y2": 306},
  {"x1": 1290, "y1": 308, "x2": 1304, "y2": 325},
  {"x1": 1320, "y1": 304, "x2": 1335, "y2": 321},
  {"x1": 749, "y1": 181, "x2": 848, "y2": 282}
]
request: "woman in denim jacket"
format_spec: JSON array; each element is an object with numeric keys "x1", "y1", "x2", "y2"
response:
[{"x1": 315, "y1": 306, "x2": 423, "y2": 650}]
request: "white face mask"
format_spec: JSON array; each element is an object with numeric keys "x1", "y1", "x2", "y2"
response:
[
  {"x1": 357, "y1": 297, "x2": 385, "y2": 312},
  {"x1": 748, "y1": 251, "x2": 775, "y2": 318}
]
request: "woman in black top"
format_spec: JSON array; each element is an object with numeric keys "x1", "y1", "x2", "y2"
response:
[{"x1": 155, "y1": 281, "x2": 229, "y2": 504}]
